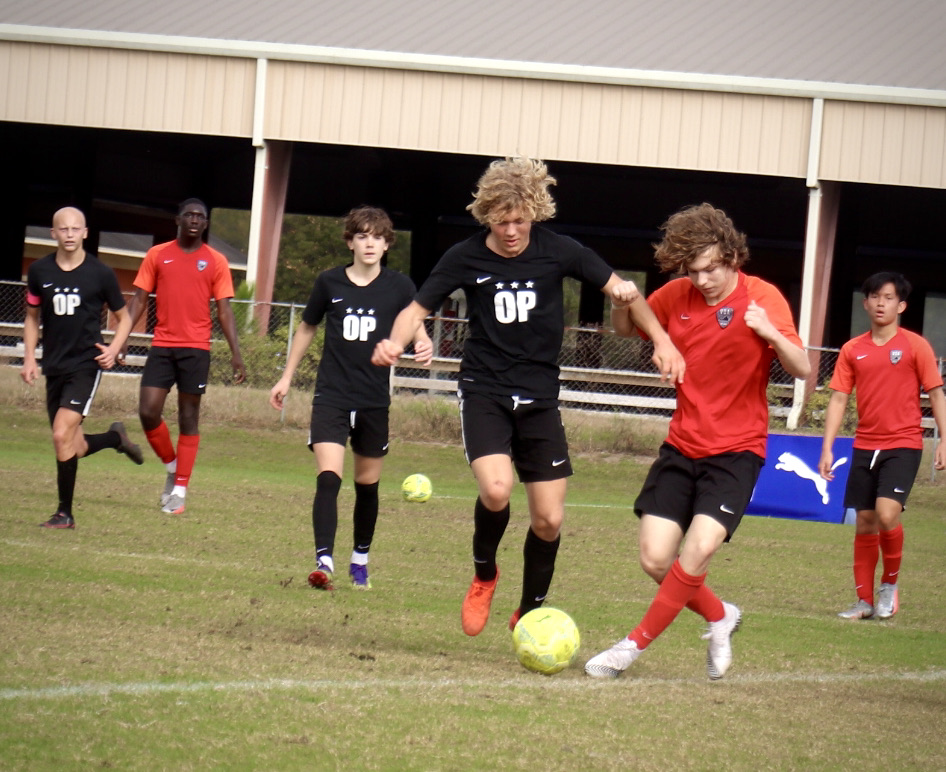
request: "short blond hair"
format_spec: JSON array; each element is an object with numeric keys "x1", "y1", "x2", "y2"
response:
[{"x1": 466, "y1": 157, "x2": 557, "y2": 225}]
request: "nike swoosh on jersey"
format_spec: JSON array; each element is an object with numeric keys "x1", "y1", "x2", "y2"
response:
[
  {"x1": 476, "y1": 276, "x2": 492, "y2": 284},
  {"x1": 43, "y1": 283, "x2": 54, "y2": 288},
  {"x1": 552, "y1": 459, "x2": 567, "y2": 467},
  {"x1": 164, "y1": 259, "x2": 174, "y2": 263},
  {"x1": 70, "y1": 399, "x2": 83, "y2": 405},
  {"x1": 332, "y1": 297, "x2": 344, "y2": 303},
  {"x1": 720, "y1": 504, "x2": 735, "y2": 514},
  {"x1": 856, "y1": 354, "x2": 868, "y2": 360}
]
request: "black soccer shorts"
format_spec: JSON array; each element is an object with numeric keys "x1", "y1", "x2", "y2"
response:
[
  {"x1": 459, "y1": 391, "x2": 572, "y2": 483},
  {"x1": 634, "y1": 443, "x2": 764, "y2": 541}
]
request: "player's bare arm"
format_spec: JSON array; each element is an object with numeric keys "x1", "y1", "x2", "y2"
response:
[
  {"x1": 269, "y1": 321, "x2": 317, "y2": 410},
  {"x1": 818, "y1": 390, "x2": 849, "y2": 480},
  {"x1": 744, "y1": 299, "x2": 811, "y2": 379},
  {"x1": 606, "y1": 276, "x2": 641, "y2": 308},
  {"x1": 411, "y1": 328, "x2": 434, "y2": 367},
  {"x1": 20, "y1": 305, "x2": 40, "y2": 386},
  {"x1": 929, "y1": 385, "x2": 946, "y2": 471},
  {"x1": 215, "y1": 297, "x2": 247, "y2": 384},
  {"x1": 95, "y1": 305, "x2": 133, "y2": 370},
  {"x1": 372, "y1": 300, "x2": 431, "y2": 366},
  {"x1": 604, "y1": 275, "x2": 641, "y2": 339},
  {"x1": 119, "y1": 287, "x2": 150, "y2": 362},
  {"x1": 604, "y1": 275, "x2": 684, "y2": 384}
]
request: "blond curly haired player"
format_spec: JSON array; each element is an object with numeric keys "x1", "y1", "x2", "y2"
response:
[{"x1": 374, "y1": 157, "x2": 683, "y2": 637}]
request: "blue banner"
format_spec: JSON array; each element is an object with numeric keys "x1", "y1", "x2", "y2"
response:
[{"x1": 746, "y1": 434, "x2": 855, "y2": 524}]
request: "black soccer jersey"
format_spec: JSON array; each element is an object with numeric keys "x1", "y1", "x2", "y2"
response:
[
  {"x1": 303, "y1": 265, "x2": 416, "y2": 409},
  {"x1": 26, "y1": 253, "x2": 126, "y2": 376},
  {"x1": 415, "y1": 226, "x2": 613, "y2": 399}
]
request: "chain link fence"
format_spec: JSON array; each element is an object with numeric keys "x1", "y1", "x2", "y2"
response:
[{"x1": 2, "y1": 279, "x2": 941, "y2": 437}]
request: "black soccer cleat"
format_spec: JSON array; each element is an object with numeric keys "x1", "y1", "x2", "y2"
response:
[
  {"x1": 40, "y1": 512, "x2": 75, "y2": 529},
  {"x1": 110, "y1": 421, "x2": 144, "y2": 465}
]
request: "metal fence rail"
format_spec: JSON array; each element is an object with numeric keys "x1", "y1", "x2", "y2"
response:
[{"x1": 2, "y1": 279, "x2": 941, "y2": 438}]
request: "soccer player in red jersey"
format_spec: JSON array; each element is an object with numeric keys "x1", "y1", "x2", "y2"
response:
[
  {"x1": 373, "y1": 157, "x2": 683, "y2": 639},
  {"x1": 124, "y1": 199, "x2": 246, "y2": 515},
  {"x1": 819, "y1": 272, "x2": 946, "y2": 620},
  {"x1": 586, "y1": 203, "x2": 810, "y2": 680},
  {"x1": 22, "y1": 206, "x2": 143, "y2": 529}
]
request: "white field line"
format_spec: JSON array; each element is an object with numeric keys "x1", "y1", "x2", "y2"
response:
[{"x1": 2, "y1": 669, "x2": 945, "y2": 701}]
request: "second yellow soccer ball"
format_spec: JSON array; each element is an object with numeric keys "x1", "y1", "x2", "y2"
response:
[{"x1": 401, "y1": 473, "x2": 432, "y2": 503}]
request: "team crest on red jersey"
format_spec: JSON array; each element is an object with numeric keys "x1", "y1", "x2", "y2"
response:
[
  {"x1": 716, "y1": 307, "x2": 734, "y2": 328},
  {"x1": 197, "y1": 260, "x2": 208, "y2": 272},
  {"x1": 890, "y1": 349, "x2": 902, "y2": 364}
]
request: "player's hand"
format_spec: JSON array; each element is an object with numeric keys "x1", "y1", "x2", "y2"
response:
[
  {"x1": 412, "y1": 337, "x2": 433, "y2": 367},
  {"x1": 94, "y1": 342, "x2": 117, "y2": 370},
  {"x1": 934, "y1": 440, "x2": 945, "y2": 471},
  {"x1": 652, "y1": 338, "x2": 685, "y2": 385},
  {"x1": 231, "y1": 356, "x2": 246, "y2": 385},
  {"x1": 744, "y1": 300, "x2": 776, "y2": 340},
  {"x1": 372, "y1": 339, "x2": 404, "y2": 367},
  {"x1": 818, "y1": 450, "x2": 835, "y2": 480},
  {"x1": 609, "y1": 280, "x2": 640, "y2": 308},
  {"x1": 20, "y1": 360, "x2": 38, "y2": 386},
  {"x1": 269, "y1": 379, "x2": 289, "y2": 410}
]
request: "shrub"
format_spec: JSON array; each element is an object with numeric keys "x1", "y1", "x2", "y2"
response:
[
  {"x1": 210, "y1": 321, "x2": 322, "y2": 391},
  {"x1": 802, "y1": 387, "x2": 858, "y2": 434}
]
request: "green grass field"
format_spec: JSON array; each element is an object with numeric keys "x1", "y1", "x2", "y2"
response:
[{"x1": 2, "y1": 381, "x2": 945, "y2": 771}]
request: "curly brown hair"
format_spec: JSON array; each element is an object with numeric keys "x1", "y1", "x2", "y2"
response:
[
  {"x1": 654, "y1": 203, "x2": 749, "y2": 274},
  {"x1": 466, "y1": 157, "x2": 557, "y2": 225},
  {"x1": 343, "y1": 206, "x2": 396, "y2": 246}
]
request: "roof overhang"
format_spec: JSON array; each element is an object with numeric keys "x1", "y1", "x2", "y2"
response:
[{"x1": 3, "y1": 23, "x2": 946, "y2": 109}]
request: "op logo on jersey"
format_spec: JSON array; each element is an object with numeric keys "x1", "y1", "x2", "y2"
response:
[
  {"x1": 197, "y1": 260, "x2": 208, "y2": 272},
  {"x1": 51, "y1": 287, "x2": 81, "y2": 316},
  {"x1": 889, "y1": 349, "x2": 902, "y2": 364},
  {"x1": 343, "y1": 307, "x2": 377, "y2": 341},
  {"x1": 493, "y1": 281, "x2": 536, "y2": 324},
  {"x1": 716, "y1": 307, "x2": 734, "y2": 328}
]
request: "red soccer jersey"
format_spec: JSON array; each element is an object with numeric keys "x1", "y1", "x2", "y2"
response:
[
  {"x1": 829, "y1": 328, "x2": 942, "y2": 451},
  {"x1": 133, "y1": 241, "x2": 235, "y2": 350},
  {"x1": 645, "y1": 272, "x2": 803, "y2": 459}
]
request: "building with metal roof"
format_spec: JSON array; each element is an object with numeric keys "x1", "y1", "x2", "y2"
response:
[{"x1": 2, "y1": 0, "x2": 945, "y2": 408}]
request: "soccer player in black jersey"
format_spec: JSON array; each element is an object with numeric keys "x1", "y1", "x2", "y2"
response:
[
  {"x1": 270, "y1": 207, "x2": 432, "y2": 590},
  {"x1": 373, "y1": 157, "x2": 683, "y2": 636},
  {"x1": 22, "y1": 206, "x2": 144, "y2": 529}
]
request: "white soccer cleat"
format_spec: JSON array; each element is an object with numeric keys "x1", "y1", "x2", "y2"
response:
[
  {"x1": 160, "y1": 472, "x2": 176, "y2": 507},
  {"x1": 584, "y1": 637, "x2": 641, "y2": 678},
  {"x1": 837, "y1": 599, "x2": 874, "y2": 620},
  {"x1": 875, "y1": 583, "x2": 899, "y2": 619},
  {"x1": 704, "y1": 601, "x2": 741, "y2": 680}
]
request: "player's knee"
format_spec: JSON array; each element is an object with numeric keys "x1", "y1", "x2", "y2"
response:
[
  {"x1": 639, "y1": 550, "x2": 672, "y2": 581},
  {"x1": 138, "y1": 404, "x2": 162, "y2": 429},
  {"x1": 529, "y1": 512, "x2": 563, "y2": 541},
  {"x1": 479, "y1": 482, "x2": 512, "y2": 511},
  {"x1": 51, "y1": 426, "x2": 72, "y2": 455}
]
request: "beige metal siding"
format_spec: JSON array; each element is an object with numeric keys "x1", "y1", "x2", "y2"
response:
[
  {"x1": 0, "y1": 41, "x2": 255, "y2": 137},
  {"x1": 820, "y1": 101, "x2": 946, "y2": 188},
  {"x1": 266, "y1": 61, "x2": 811, "y2": 177}
]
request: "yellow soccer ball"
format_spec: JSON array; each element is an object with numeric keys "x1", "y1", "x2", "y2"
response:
[
  {"x1": 401, "y1": 473, "x2": 432, "y2": 503},
  {"x1": 512, "y1": 607, "x2": 581, "y2": 675}
]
